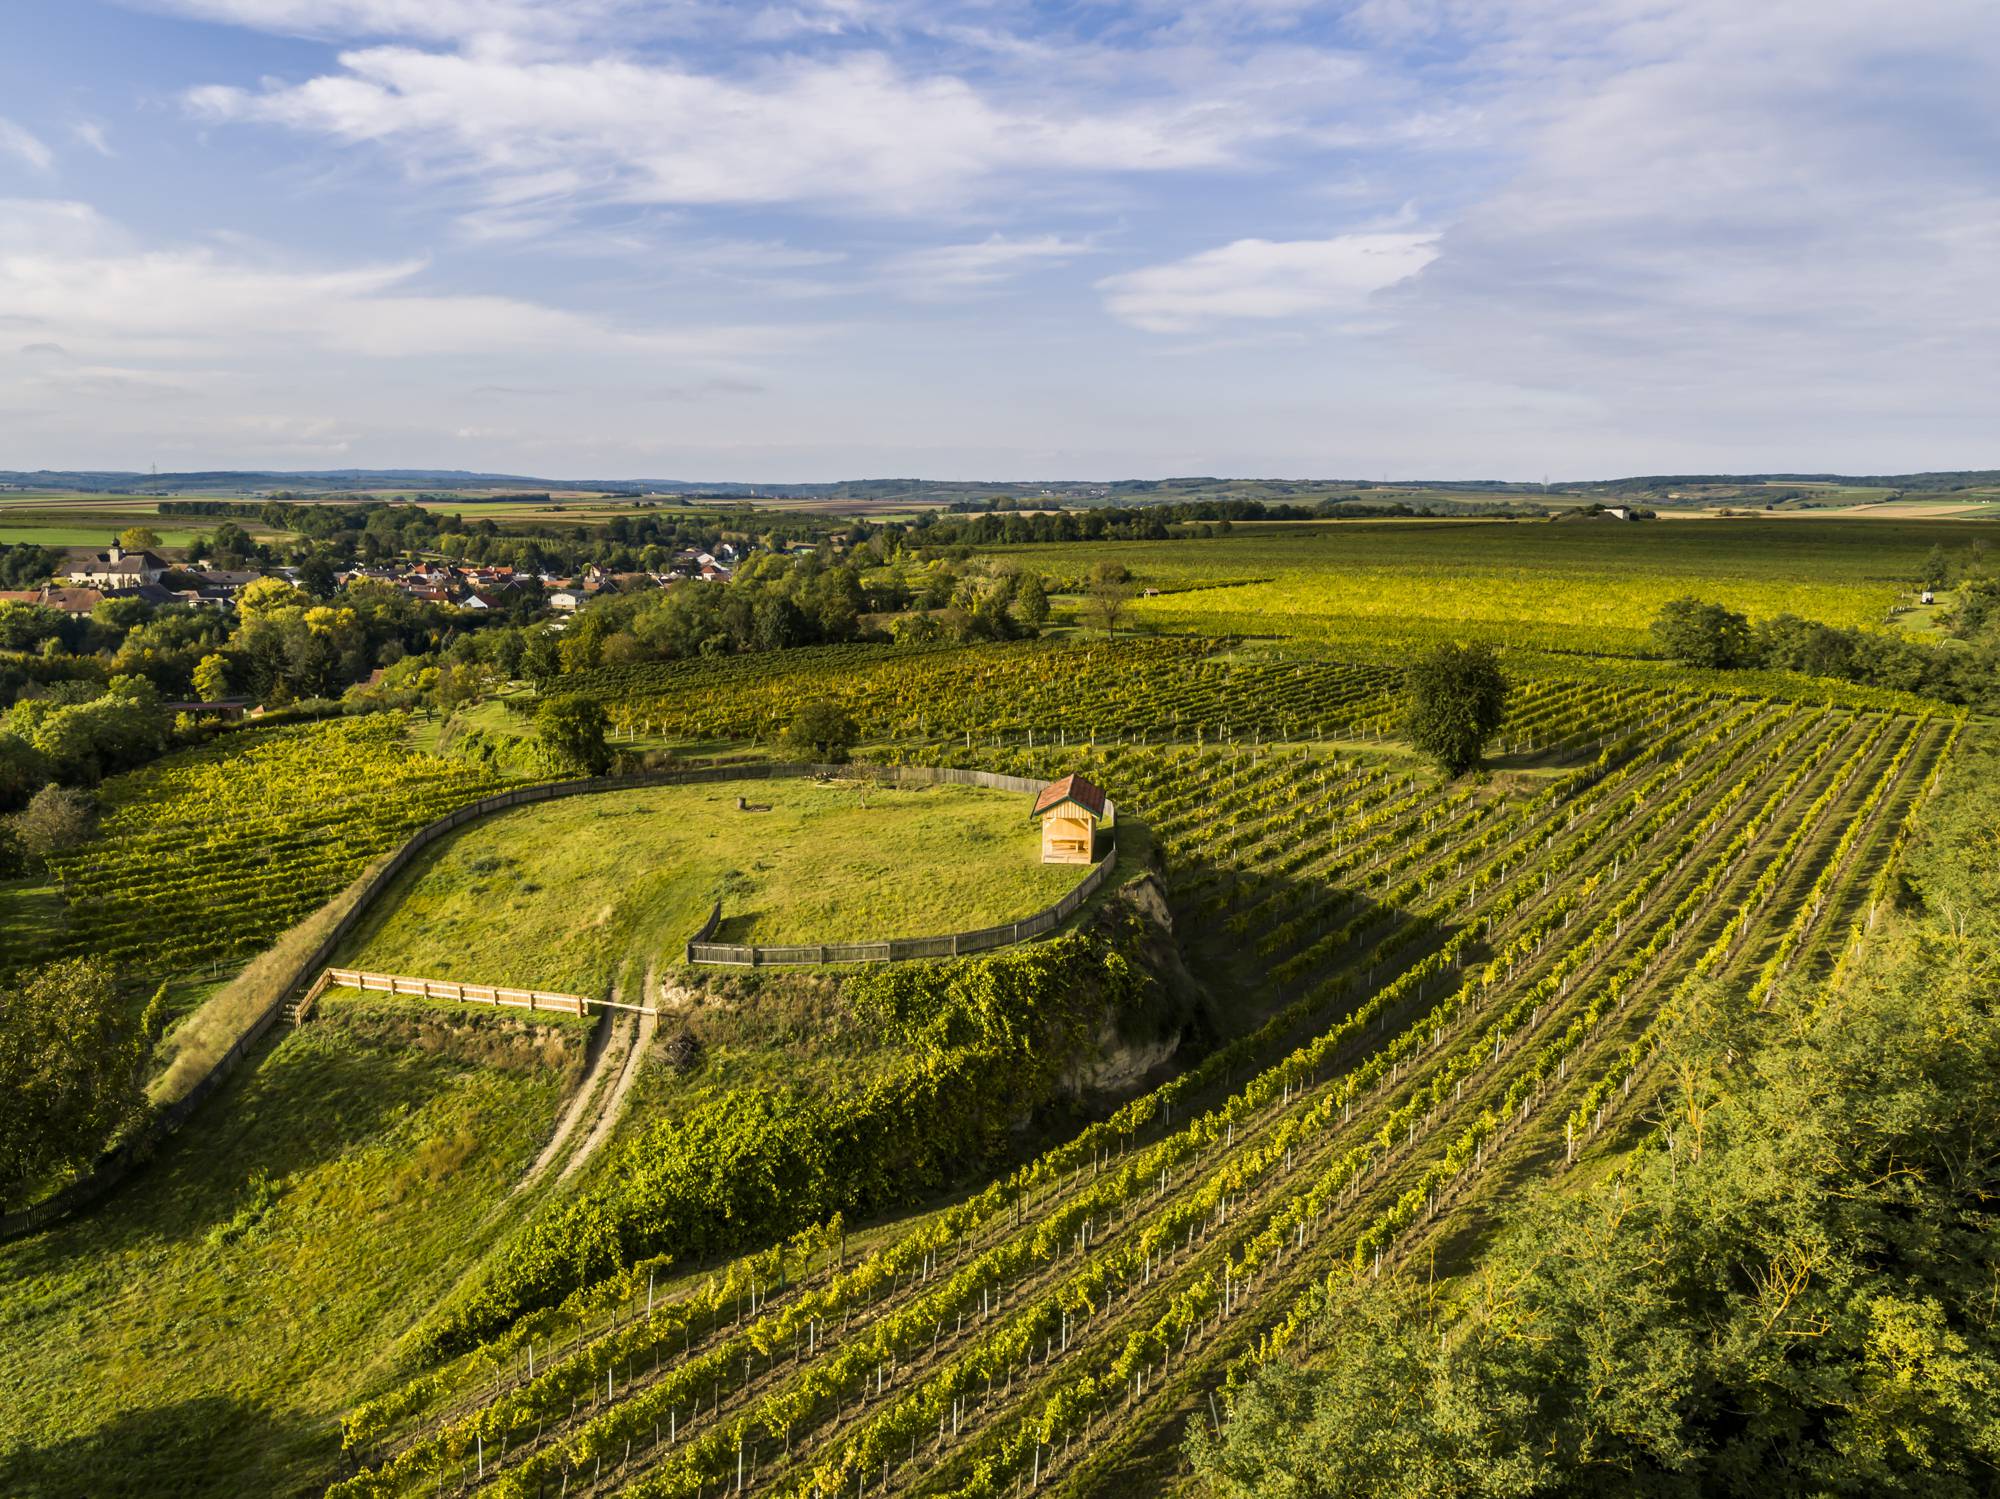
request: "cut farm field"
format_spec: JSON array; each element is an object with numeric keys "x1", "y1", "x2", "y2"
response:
[
  {"x1": 982, "y1": 517, "x2": 2000, "y2": 654},
  {"x1": 335, "y1": 778, "x2": 1090, "y2": 995}
]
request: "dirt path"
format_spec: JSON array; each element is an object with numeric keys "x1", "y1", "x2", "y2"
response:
[
  {"x1": 557, "y1": 966, "x2": 658, "y2": 1185},
  {"x1": 516, "y1": 1002, "x2": 634, "y2": 1195}
]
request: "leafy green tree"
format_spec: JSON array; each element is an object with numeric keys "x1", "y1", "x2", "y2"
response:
[
  {"x1": 1082, "y1": 577, "x2": 1132, "y2": 638},
  {"x1": 192, "y1": 652, "x2": 231, "y2": 702},
  {"x1": 0, "y1": 733, "x2": 49, "y2": 812},
  {"x1": 534, "y1": 693, "x2": 612, "y2": 776},
  {"x1": 0, "y1": 958, "x2": 147, "y2": 1202},
  {"x1": 1016, "y1": 572, "x2": 1050, "y2": 626},
  {"x1": 1402, "y1": 643, "x2": 1508, "y2": 776},
  {"x1": 1651, "y1": 596, "x2": 1753, "y2": 668},
  {"x1": 1920, "y1": 545, "x2": 1951, "y2": 590},
  {"x1": 115, "y1": 525, "x2": 160, "y2": 553},
  {"x1": 784, "y1": 701, "x2": 859, "y2": 763},
  {"x1": 10, "y1": 784, "x2": 96, "y2": 865}
]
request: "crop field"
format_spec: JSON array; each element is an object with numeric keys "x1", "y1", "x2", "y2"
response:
[
  {"x1": 29, "y1": 716, "x2": 509, "y2": 979},
  {"x1": 1, "y1": 516, "x2": 1986, "y2": 1499},
  {"x1": 337, "y1": 778, "x2": 1089, "y2": 995},
  {"x1": 313, "y1": 673, "x2": 1957, "y2": 1499},
  {"x1": 977, "y1": 518, "x2": 2000, "y2": 654}
]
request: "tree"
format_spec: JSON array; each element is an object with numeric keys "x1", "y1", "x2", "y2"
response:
[
  {"x1": 785, "y1": 701, "x2": 858, "y2": 763},
  {"x1": 1920, "y1": 545, "x2": 1951, "y2": 591},
  {"x1": 534, "y1": 693, "x2": 612, "y2": 776},
  {"x1": 236, "y1": 576, "x2": 298, "y2": 621},
  {"x1": 116, "y1": 525, "x2": 160, "y2": 553},
  {"x1": 192, "y1": 653, "x2": 231, "y2": 702},
  {"x1": 1402, "y1": 643, "x2": 1508, "y2": 776},
  {"x1": 1089, "y1": 559, "x2": 1132, "y2": 586},
  {"x1": 0, "y1": 958, "x2": 147, "y2": 1202},
  {"x1": 1650, "y1": 596, "x2": 1753, "y2": 669},
  {"x1": 1016, "y1": 572, "x2": 1050, "y2": 626},
  {"x1": 1082, "y1": 578, "x2": 1132, "y2": 638},
  {"x1": 11, "y1": 784, "x2": 97, "y2": 865}
]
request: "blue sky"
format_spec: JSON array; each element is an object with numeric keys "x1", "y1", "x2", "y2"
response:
[{"x1": 0, "y1": 0, "x2": 1995, "y2": 480}]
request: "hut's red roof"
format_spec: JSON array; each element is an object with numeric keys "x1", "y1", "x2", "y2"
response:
[{"x1": 1033, "y1": 773, "x2": 1106, "y2": 819}]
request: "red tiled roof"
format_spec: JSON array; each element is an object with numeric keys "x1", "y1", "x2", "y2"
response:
[{"x1": 1033, "y1": 773, "x2": 1106, "y2": 819}]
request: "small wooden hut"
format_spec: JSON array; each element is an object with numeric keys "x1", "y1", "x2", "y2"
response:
[{"x1": 1033, "y1": 773, "x2": 1106, "y2": 865}]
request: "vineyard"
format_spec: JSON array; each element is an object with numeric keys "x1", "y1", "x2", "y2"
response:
[
  {"x1": 974, "y1": 519, "x2": 1987, "y2": 654},
  {"x1": 38, "y1": 715, "x2": 510, "y2": 978},
  {"x1": 321, "y1": 677, "x2": 1957, "y2": 1499},
  {"x1": 562, "y1": 637, "x2": 1735, "y2": 758}
]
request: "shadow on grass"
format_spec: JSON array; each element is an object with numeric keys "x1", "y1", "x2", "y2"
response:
[
  {"x1": 2, "y1": 1390, "x2": 324, "y2": 1499},
  {"x1": 7, "y1": 1023, "x2": 475, "y2": 1262},
  {"x1": 1158, "y1": 845, "x2": 1482, "y2": 1074}
]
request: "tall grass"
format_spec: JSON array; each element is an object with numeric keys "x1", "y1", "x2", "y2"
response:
[{"x1": 150, "y1": 853, "x2": 393, "y2": 1105}]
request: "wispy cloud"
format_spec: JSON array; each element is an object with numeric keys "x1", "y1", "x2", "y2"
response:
[
  {"x1": 71, "y1": 121, "x2": 117, "y2": 158},
  {"x1": 187, "y1": 48, "x2": 1291, "y2": 218},
  {"x1": 0, "y1": 118, "x2": 54, "y2": 173},
  {"x1": 886, "y1": 234, "x2": 1096, "y2": 299},
  {"x1": 1099, "y1": 233, "x2": 1438, "y2": 333},
  {"x1": 0, "y1": 199, "x2": 814, "y2": 362}
]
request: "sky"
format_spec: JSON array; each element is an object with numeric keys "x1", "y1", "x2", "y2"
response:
[{"x1": 0, "y1": 0, "x2": 1995, "y2": 482}]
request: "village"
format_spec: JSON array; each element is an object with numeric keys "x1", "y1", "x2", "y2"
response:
[{"x1": 0, "y1": 536, "x2": 758, "y2": 620}]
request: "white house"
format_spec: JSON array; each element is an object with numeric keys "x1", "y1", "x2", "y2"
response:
[
  {"x1": 549, "y1": 589, "x2": 586, "y2": 612},
  {"x1": 67, "y1": 543, "x2": 170, "y2": 588}
]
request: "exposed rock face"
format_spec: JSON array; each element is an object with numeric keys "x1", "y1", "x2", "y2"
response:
[{"x1": 1058, "y1": 871, "x2": 1205, "y2": 1106}]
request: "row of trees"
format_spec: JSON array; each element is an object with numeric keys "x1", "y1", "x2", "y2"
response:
[{"x1": 1650, "y1": 590, "x2": 2000, "y2": 707}]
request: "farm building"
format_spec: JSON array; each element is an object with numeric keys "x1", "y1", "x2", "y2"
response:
[{"x1": 1033, "y1": 773, "x2": 1106, "y2": 865}]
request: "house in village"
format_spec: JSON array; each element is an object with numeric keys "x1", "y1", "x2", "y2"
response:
[
  {"x1": 66, "y1": 542, "x2": 170, "y2": 588},
  {"x1": 0, "y1": 584, "x2": 103, "y2": 615},
  {"x1": 1032, "y1": 773, "x2": 1107, "y2": 865}
]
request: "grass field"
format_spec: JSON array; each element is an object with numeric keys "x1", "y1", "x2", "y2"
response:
[
  {"x1": 981, "y1": 517, "x2": 2000, "y2": 654},
  {"x1": 337, "y1": 777, "x2": 1088, "y2": 993},
  {"x1": 0, "y1": 999, "x2": 583, "y2": 1499}
]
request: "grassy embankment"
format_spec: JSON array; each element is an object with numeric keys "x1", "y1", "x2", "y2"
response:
[{"x1": 0, "y1": 996, "x2": 585, "y2": 1498}]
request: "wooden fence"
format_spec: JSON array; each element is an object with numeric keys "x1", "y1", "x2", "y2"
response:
[
  {"x1": 1, "y1": 758, "x2": 1112, "y2": 1240},
  {"x1": 687, "y1": 844, "x2": 1117, "y2": 966},
  {"x1": 322, "y1": 967, "x2": 591, "y2": 1017}
]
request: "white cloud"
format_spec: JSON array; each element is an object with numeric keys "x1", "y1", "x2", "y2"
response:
[
  {"x1": 187, "y1": 46, "x2": 1287, "y2": 217},
  {"x1": 885, "y1": 234, "x2": 1094, "y2": 298},
  {"x1": 0, "y1": 199, "x2": 810, "y2": 362},
  {"x1": 1098, "y1": 232, "x2": 1439, "y2": 333},
  {"x1": 1381, "y1": 0, "x2": 2000, "y2": 428},
  {"x1": 0, "y1": 118, "x2": 54, "y2": 172},
  {"x1": 134, "y1": 0, "x2": 631, "y2": 45},
  {"x1": 71, "y1": 121, "x2": 116, "y2": 158}
]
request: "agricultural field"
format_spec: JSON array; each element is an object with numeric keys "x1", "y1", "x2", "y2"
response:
[
  {"x1": 979, "y1": 517, "x2": 2000, "y2": 655},
  {"x1": 0, "y1": 515, "x2": 1992, "y2": 1499},
  {"x1": 302, "y1": 682, "x2": 1961, "y2": 1499},
  {"x1": 12, "y1": 715, "x2": 508, "y2": 982}
]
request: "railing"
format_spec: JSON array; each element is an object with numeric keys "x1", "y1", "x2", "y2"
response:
[
  {"x1": 688, "y1": 844, "x2": 1117, "y2": 966},
  {"x1": 322, "y1": 967, "x2": 590, "y2": 1017}
]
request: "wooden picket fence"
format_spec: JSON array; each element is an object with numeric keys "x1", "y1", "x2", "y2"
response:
[{"x1": 316, "y1": 966, "x2": 592, "y2": 1017}]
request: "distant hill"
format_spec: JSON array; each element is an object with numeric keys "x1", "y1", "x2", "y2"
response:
[{"x1": 1, "y1": 468, "x2": 1993, "y2": 506}]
